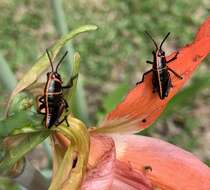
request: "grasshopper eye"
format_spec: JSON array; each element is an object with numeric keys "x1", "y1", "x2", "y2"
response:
[
  {"x1": 158, "y1": 50, "x2": 165, "y2": 56},
  {"x1": 54, "y1": 72, "x2": 61, "y2": 80}
]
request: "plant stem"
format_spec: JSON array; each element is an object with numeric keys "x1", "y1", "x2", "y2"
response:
[
  {"x1": 73, "y1": 75, "x2": 90, "y2": 124},
  {"x1": 51, "y1": 0, "x2": 74, "y2": 72},
  {"x1": 0, "y1": 53, "x2": 17, "y2": 92}
]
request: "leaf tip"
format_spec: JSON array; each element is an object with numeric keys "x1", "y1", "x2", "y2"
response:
[
  {"x1": 89, "y1": 25, "x2": 98, "y2": 31},
  {"x1": 74, "y1": 52, "x2": 81, "y2": 61}
]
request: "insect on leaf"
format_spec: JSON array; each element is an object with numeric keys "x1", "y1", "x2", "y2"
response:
[{"x1": 5, "y1": 25, "x2": 98, "y2": 117}]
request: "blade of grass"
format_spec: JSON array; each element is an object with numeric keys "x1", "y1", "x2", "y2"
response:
[{"x1": 0, "y1": 53, "x2": 17, "y2": 92}]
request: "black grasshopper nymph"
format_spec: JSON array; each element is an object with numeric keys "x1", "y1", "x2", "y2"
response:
[{"x1": 137, "y1": 32, "x2": 183, "y2": 99}]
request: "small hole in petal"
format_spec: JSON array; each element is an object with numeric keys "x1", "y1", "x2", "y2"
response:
[
  {"x1": 144, "y1": 165, "x2": 152, "y2": 172},
  {"x1": 72, "y1": 157, "x2": 78, "y2": 168},
  {"x1": 142, "y1": 119, "x2": 147, "y2": 123}
]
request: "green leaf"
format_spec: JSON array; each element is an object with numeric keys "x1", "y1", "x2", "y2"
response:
[
  {"x1": 5, "y1": 25, "x2": 98, "y2": 117},
  {"x1": 65, "y1": 52, "x2": 80, "y2": 104},
  {"x1": 0, "y1": 111, "x2": 42, "y2": 138},
  {"x1": 71, "y1": 75, "x2": 90, "y2": 124},
  {"x1": 0, "y1": 130, "x2": 51, "y2": 175}
]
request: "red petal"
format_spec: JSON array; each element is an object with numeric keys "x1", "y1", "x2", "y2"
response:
[
  {"x1": 111, "y1": 134, "x2": 210, "y2": 190},
  {"x1": 105, "y1": 17, "x2": 210, "y2": 133}
]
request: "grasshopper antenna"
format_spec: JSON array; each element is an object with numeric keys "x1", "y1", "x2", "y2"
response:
[
  {"x1": 46, "y1": 49, "x2": 54, "y2": 72},
  {"x1": 56, "y1": 51, "x2": 68, "y2": 72},
  {"x1": 160, "y1": 32, "x2": 170, "y2": 50},
  {"x1": 145, "y1": 31, "x2": 158, "y2": 50}
]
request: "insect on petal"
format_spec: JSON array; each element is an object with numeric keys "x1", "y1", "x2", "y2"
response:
[{"x1": 104, "y1": 17, "x2": 210, "y2": 133}]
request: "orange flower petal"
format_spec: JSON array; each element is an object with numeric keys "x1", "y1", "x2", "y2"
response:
[
  {"x1": 81, "y1": 134, "x2": 115, "y2": 190},
  {"x1": 105, "y1": 17, "x2": 210, "y2": 133},
  {"x1": 195, "y1": 17, "x2": 210, "y2": 41},
  {"x1": 111, "y1": 134, "x2": 210, "y2": 190}
]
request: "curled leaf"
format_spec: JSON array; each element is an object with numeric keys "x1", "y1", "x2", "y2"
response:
[{"x1": 50, "y1": 116, "x2": 90, "y2": 190}]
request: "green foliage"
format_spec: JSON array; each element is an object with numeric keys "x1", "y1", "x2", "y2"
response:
[{"x1": 0, "y1": 111, "x2": 41, "y2": 138}]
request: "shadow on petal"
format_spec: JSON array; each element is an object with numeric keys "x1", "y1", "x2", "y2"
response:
[
  {"x1": 81, "y1": 134, "x2": 115, "y2": 190},
  {"x1": 112, "y1": 160, "x2": 153, "y2": 190}
]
